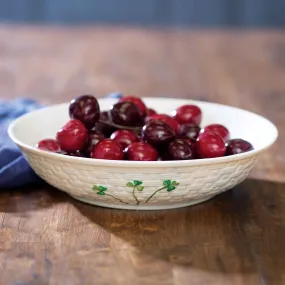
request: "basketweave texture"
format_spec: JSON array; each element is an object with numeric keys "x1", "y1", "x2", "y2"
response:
[{"x1": 23, "y1": 149, "x2": 256, "y2": 208}]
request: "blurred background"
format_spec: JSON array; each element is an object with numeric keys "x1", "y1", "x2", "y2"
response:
[{"x1": 0, "y1": 0, "x2": 285, "y2": 27}]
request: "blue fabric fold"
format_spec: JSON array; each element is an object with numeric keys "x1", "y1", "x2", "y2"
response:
[
  {"x1": 0, "y1": 98, "x2": 43, "y2": 188},
  {"x1": 0, "y1": 92, "x2": 123, "y2": 189}
]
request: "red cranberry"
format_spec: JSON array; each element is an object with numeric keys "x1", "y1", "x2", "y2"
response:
[
  {"x1": 166, "y1": 138, "x2": 196, "y2": 160},
  {"x1": 146, "y1": 114, "x2": 179, "y2": 134},
  {"x1": 67, "y1": 151, "x2": 86, "y2": 157},
  {"x1": 94, "y1": 111, "x2": 116, "y2": 137},
  {"x1": 179, "y1": 123, "x2": 201, "y2": 141},
  {"x1": 82, "y1": 130, "x2": 105, "y2": 157},
  {"x1": 125, "y1": 142, "x2": 158, "y2": 161},
  {"x1": 110, "y1": 102, "x2": 143, "y2": 127},
  {"x1": 56, "y1": 119, "x2": 88, "y2": 153},
  {"x1": 142, "y1": 120, "x2": 175, "y2": 146},
  {"x1": 146, "y1": 108, "x2": 157, "y2": 116},
  {"x1": 196, "y1": 131, "x2": 226, "y2": 158},
  {"x1": 69, "y1": 95, "x2": 100, "y2": 129},
  {"x1": 204, "y1": 124, "x2": 230, "y2": 142},
  {"x1": 226, "y1": 139, "x2": 253, "y2": 155},
  {"x1": 119, "y1": 96, "x2": 147, "y2": 117},
  {"x1": 91, "y1": 139, "x2": 124, "y2": 160},
  {"x1": 110, "y1": 130, "x2": 138, "y2": 149},
  {"x1": 172, "y1": 105, "x2": 202, "y2": 125},
  {"x1": 36, "y1": 139, "x2": 61, "y2": 153}
]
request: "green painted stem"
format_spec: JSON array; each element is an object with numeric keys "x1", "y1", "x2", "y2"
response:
[
  {"x1": 105, "y1": 193, "x2": 129, "y2": 204},
  {"x1": 145, "y1": 186, "x2": 167, "y2": 203},
  {"x1": 132, "y1": 187, "x2": 140, "y2": 205}
]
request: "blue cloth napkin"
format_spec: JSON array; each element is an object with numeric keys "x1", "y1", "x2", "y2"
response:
[{"x1": 0, "y1": 93, "x2": 123, "y2": 189}]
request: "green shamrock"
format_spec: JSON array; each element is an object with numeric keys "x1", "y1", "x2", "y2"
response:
[
  {"x1": 93, "y1": 185, "x2": 107, "y2": 195},
  {"x1": 163, "y1": 180, "x2": 179, "y2": 191},
  {"x1": 126, "y1": 180, "x2": 144, "y2": 204},
  {"x1": 145, "y1": 179, "x2": 179, "y2": 203}
]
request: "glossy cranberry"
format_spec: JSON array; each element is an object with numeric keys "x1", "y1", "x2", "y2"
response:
[
  {"x1": 125, "y1": 142, "x2": 158, "y2": 161},
  {"x1": 204, "y1": 124, "x2": 230, "y2": 142},
  {"x1": 226, "y1": 139, "x2": 253, "y2": 155},
  {"x1": 142, "y1": 120, "x2": 175, "y2": 146},
  {"x1": 36, "y1": 139, "x2": 61, "y2": 153},
  {"x1": 56, "y1": 119, "x2": 88, "y2": 153},
  {"x1": 119, "y1": 96, "x2": 147, "y2": 117},
  {"x1": 179, "y1": 123, "x2": 201, "y2": 141},
  {"x1": 69, "y1": 95, "x2": 100, "y2": 129},
  {"x1": 82, "y1": 130, "x2": 105, "y2": 157},
  {"x1": 110, "y1": 102, "x2": 143, "y2": 127},
  {"x1": 146, "y1": 108, "x2": 157, "y2": 117},
  {"x1": 166, "y1": 138, "x2": 196, "y2": 160},
  {"x1": 93, "y1": 111, "x2": 116, "y2": 137},
  {"x1": 172, "y1": 105, "x2": 202, "y2": 125},
  {"x1": 110, "y1": 130, "x2": 138, "y2": 149},
  {"x1": 67, "y1": 151, "x2": 86, "y2": 157},
  {"x1": 196, "y1": 131, "x2": 226, "y2": 158},
  {"x1": 91, "y1": 139, "x2": 124, "y2": 160},
  {"x1": 146, "y1": 114, "x2": 179, "y2": 134}
]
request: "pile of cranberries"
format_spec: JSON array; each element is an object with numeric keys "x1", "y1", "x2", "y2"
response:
[{"x1": 36, "y1": 95, "x2": 253, "y2": 161}]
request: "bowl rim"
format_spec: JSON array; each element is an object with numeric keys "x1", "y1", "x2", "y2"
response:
[{"x1": 8, "y1": 98, "x2": 278, "y2": 168}]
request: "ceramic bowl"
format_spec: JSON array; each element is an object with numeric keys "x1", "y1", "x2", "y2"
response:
[{"x1": 8, "y1": 98, "x2": 278, "y2": 210}]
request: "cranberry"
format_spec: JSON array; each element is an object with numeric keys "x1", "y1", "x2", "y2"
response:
[
  {"x1": 146, "y1": 108, "x2": 157, "y2": 117},
  {"x1": 36, "y1": 139, "x2": 61, "y2": 153},
  {"x1": 166, "y1": 138, "x2": 196, "y2": 160},
  {"x1": 119, "y1": 96, "x2": 147, "y2": 117},
  {"x1": 67, "y1": 151, "x2": 86, "y2": 157},
  {"x1": 146, "y1": 114, "x2": 179, "y2": 134},
  {"x1": 179, "y1": 123, "x2": 201, "y2": 141},
  {"x1": 226, "y1": 139, "x2": 253, "y2": 155},
  {"x1": 204, "y1": 124, "x2": 230, "y2": 142},
  {"x1": 172, "y1": 105, "x2": 202, "y2": 125},
  {"x1": 91, "y1": 139, "x2": 124, "y2": 160},
  {"x1": 110, "y1": 102, "x2": 143, "y2": 127},
  {"x1": 94, "y1": 111, "x2": 116, "y2": 137},
  {"x1": 56, "y1": 119, "x2": 88, "y2": 153},
  {"x1": 125, "y1": 142, "x2": 158, "y2": 161},
  {"x1": 110, "y1": 130, "x2": 138, "y2": 150},
  {"x1": 69, "y1": 95, "x2": 100, "y2": 129},
  {"x1": 196, "y1": 131, "x2": 226, "y2": 158},
  {"x1": 142, "y1": 120, "x2": 175, "y2": 146},
  {"x1": 82, "y1": 130, "x2": 105, "y2": 157}
]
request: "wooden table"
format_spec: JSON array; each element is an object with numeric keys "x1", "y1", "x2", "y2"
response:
[{"x1": 1, "y1": 25, "x2": 285, "y2": 285}]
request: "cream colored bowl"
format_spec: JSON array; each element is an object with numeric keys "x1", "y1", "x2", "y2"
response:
[{"x1": 8, "y1": 98, "x2": 278, "y2": 210}]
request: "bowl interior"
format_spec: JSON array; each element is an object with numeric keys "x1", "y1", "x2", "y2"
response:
[{"x1": 9, "y1": 98, "x2": 277, "y2": 153}]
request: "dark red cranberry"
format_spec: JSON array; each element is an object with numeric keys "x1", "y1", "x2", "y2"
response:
[
  {"x1": 146, "y1": 114, "x2": 179, "y2": 134},
  {"x1": 226, "y1": 139, "x2": 253, "y2": 155},
  {"x1": 179, "y1": 123, "x2": 201, "y2": 141},
  {"x1": 142, "y1": 120, "x2": 175, "y2": 146},
  {"x1": 125, "y1": 142, "x2": 158, "y2": 161},
  {"x1": 146, "y1": 108, "x2": 157, "y2": 117},
  {"x1": 69, "y1": 95, "x2": 100, "y2": 129},
  {"x1": 110, "y1": 102, "x2": 143, "y2": 127},
  {"x1": 36, "y1": 139, "x2": 61, "y2": 153},
  {"x1": 56, "y1": 119, "x2": 88, "y2": 153},
  {"x1": 82, "y1": 130, "x2": 105, "y2": 157},
  {"x1": 166, "y1": 138, "x2": 196, "y2": 160},
  {"x1": 110, "y1": 130, "x2": 138, "y2": 150},
  {"x1": 196, "y1": 131, "x2": 226, "y2": 158},
  {"x1": 204, "y1": 124, "x2": 230, "y2": 142},
  {"x1": 67, "y1": 151, "x2": 86, "y2": 157},
  {"x1": 94, "y1": 111, "x2": 116, "y2": 137},
  {"x1": 172, "y1": 105, "x2": 202, "y2": 125},
  {"x1": 119, "y1": 96, "x2": 147, "y2": 117},
  {"x1": 91, "y1": 139, "x2": 124, "y2": 160}
]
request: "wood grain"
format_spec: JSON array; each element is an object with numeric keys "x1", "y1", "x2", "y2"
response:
[{"x1": 0, "y1": 25, "x2": 285, "y2": 285}]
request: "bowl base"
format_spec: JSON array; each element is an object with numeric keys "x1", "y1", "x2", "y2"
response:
[{"x1": 70, "y1": 194, "x2": 215, "y2": 210}]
